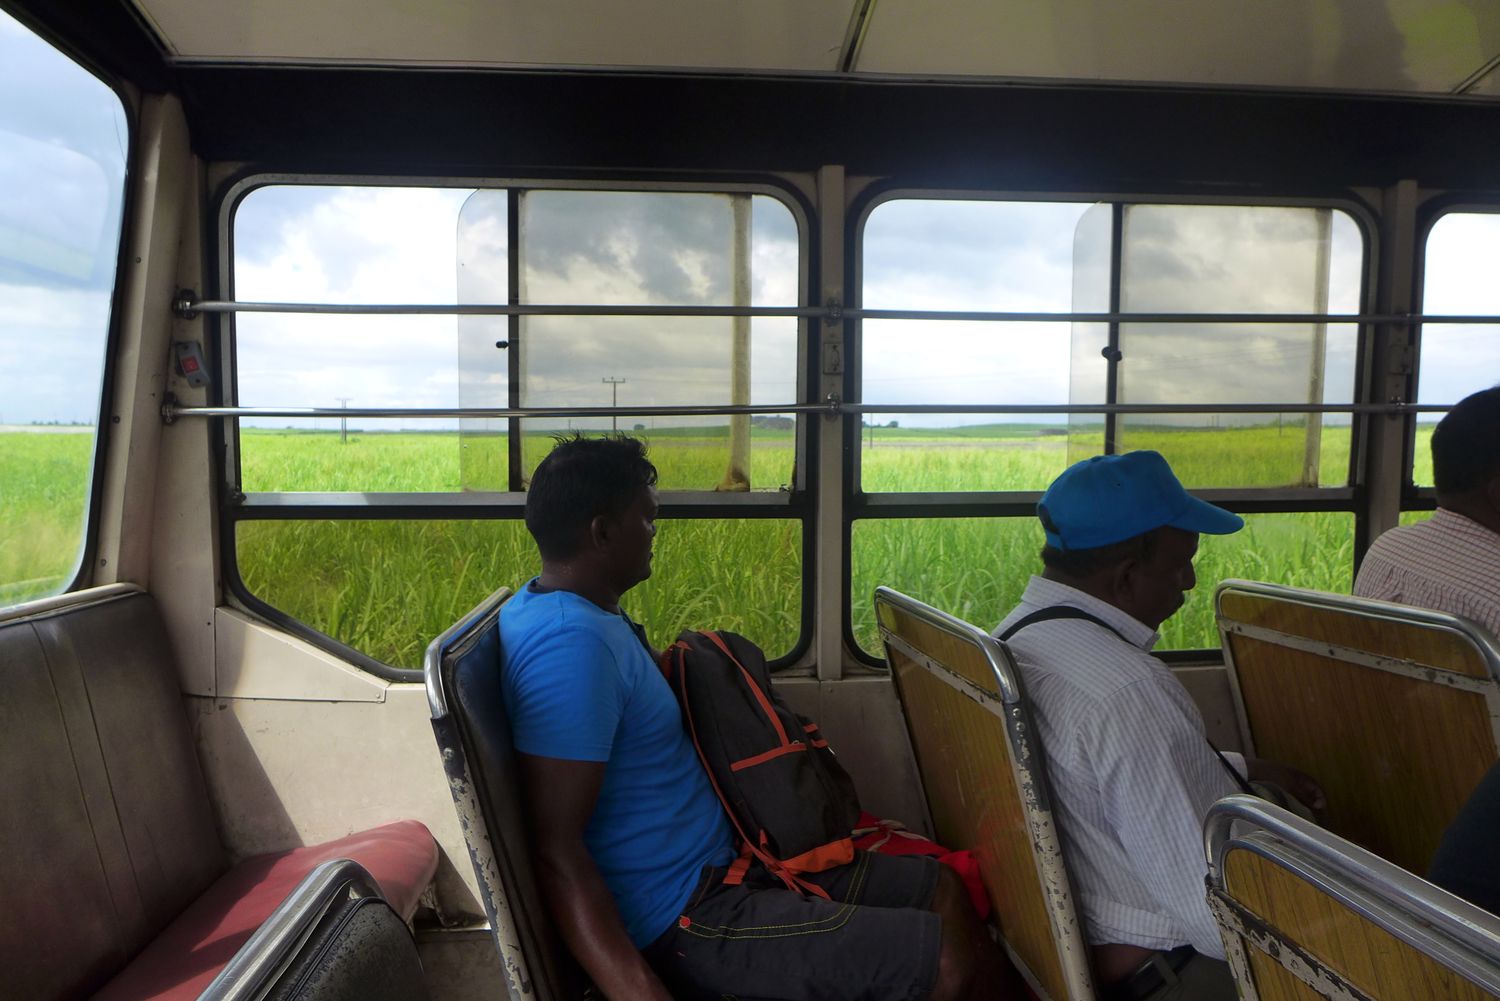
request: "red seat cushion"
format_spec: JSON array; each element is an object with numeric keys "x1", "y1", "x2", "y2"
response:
[{"x1": 91, "y1": 820, "x2": 438, "y2": 1001}]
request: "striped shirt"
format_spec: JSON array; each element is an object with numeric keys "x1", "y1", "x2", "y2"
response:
[
  {"x1": 993, "y1": 577, "x2": 1239, "y2": 959},
  {"x1": 1354, "y1": 509, "x2": 1500, "y2": 637}
]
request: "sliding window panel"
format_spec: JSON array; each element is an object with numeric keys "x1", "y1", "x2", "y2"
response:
[
  {"x1": 860, "y1": 199, "x2": 1104, "y2": 492},
  {"x1": 510, "y1": 191, "x2": 800, "y2": 492},
  {"x1": 1114, "y1": 205, "x2": 1363, "y2": 488}
]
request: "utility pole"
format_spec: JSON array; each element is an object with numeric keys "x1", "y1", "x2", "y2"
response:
[
  {"x1": 602, "y1": 377, "x2": 626, "y2": 432},
  {"x1": 335, "y1": 397, "x2": 352, "y2": 444}
]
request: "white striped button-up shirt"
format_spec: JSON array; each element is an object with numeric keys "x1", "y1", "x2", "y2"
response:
[
  {"x1": 993, "y1": 577, "x2": 1239, "y2": 959},
  {"x1": 1353, "y1": 509, "x2": 1500, "y2": 637}
]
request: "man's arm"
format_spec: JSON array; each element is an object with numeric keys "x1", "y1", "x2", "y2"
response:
[{"x1": 520, "y1": 753, "x2": 675, "y2": 1001}]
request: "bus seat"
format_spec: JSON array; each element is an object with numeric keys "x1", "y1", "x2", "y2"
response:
[
  {"x1": 197, "y1": 859, "x2": 430, "y2": 1001},
  {"x1": 874, "y1": 586, "x2": 1096, "y2": 1001},
  {"x1": 424, "y1": 586, "x2": 589, "y2": 1001},
  {"x1": 1215, "y1": 580, "x2": 1500, "y2": 873},
  {"x1": 1205, "y1": 794, "x2": 1500, "y2": 1000},
  {"x1": 0, "y1": 585, "x2": 438, "y2": 1001},
  {"x1": 91, "y1": 821, "x2": 437, "y2": 1001}
]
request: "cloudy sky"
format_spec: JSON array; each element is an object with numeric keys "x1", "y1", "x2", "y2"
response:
[
  {"x1": 0, "y1": 9, "x2": 126, "y2": 426},
  {"x1": 2, "y1": 5, "x2": 1497, "y2": 434}
]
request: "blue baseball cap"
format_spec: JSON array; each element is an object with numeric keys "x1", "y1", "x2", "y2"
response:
[{"x1": 1038, "y1": 450, "x2": 1244, "y2": 551}]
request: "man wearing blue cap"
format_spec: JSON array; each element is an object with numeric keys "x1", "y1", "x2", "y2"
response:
[{"x1": 993, "y1": 450, "x2": 1312, "y2": 1000}]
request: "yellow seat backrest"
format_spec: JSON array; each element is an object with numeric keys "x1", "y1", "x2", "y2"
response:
[
  {"x1": 1206, "y1": 796, "x2": 1500, "y2": 1001},
  {"x1": 875, "y1": 586, "x2": 1095, "y2": 1001},
  {"x1": 1215, "y1": 580, "x2": 1500, "y2": 872}
]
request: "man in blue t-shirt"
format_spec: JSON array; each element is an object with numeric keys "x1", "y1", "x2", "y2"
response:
[{"x1": 501, "y1": 434, "x2": 1012, "y2": 1001}]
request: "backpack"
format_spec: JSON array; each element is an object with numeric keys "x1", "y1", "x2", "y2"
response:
[{"x1": 661, "y1": 630, "x2": 861, "y2": 898}]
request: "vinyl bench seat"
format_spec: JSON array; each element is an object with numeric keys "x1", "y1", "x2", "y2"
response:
[
  {"x1": 0, "y1": 585, "x2": 438, "y2": 1001},
  {"x1": 92, "y1": 820, "x2": 437, "y2": 1001}
]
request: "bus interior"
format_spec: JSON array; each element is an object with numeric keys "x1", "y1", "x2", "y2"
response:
[{"x1": 3, "y1": 1, "x2": 1500, "y2": 998}]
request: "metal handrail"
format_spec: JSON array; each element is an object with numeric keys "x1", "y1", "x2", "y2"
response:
[
  {"x1": 1205, "y1": 796, "x2": 1500, "y2": 990},
  {"x1": 873, "y1": 585, "x2": 1024, "y2": 704},
  {"x1": 164, "y1": 401, "x2": 835, "y2": 422},
  {"x1": 176, "y1": 295, "x2": 1500, "y2": 325},
  {"x1": 199, "y1": 859, "x2": 385, "y2": 1001},
  {"x1": 178, "y1": 298, "x2": 821, "y2": 318},
  {"x1": 164, "y1": 400, "x2": 1446, "y2": 421},
  {"x1": 1214, "y1": 578, "x2": 1500, "y2": 679}
]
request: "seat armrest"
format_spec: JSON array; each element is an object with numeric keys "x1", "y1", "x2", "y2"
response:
[{"x1": 200, "y1": 859, "x2": 425, "y2": 1001}]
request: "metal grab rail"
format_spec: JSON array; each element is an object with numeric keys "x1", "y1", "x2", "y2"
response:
[
  {"x1": 174, "y1": 295, "x2": 1500, "y2": 325},
  {"x1": 198, "y1": 859, "x2": 386, "y2": 1001},
  {"x1": 162, "y1": 399, "x2": 1448, "y2": 421},
  {"x1": 163, "y1": 401, "x2": 836, "y2": 421},
  {"x1": 177, "y1": 297, "x2": 821, "y2": 318}
]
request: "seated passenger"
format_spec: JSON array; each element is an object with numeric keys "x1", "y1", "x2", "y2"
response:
[
  {"x1": 1428, "y1": 759, "x2": 1500, "y2": 915},
  {"x1": 1354, "y1": 385, "x2": 1500, "y2": 634},
  {"x1": 501, "y1": 434, "x2": 1012, "y2": 1001},
  {"x1": 993, "y1": 450, "x2": 1320, "y2": 1001}
]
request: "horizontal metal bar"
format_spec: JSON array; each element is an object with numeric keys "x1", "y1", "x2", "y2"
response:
[
  {"x1": 167, "y1": 401, "x2": 1446, "y2": 421},
  {"x1": 167, "y1": 402, "x2": 831, "y2": 420},
  {"x1": 180, "y1": 297, "x2": 1500, "y2": 326},
  {"x1": 848, "y1": 403, "x2": 1444, "y2": 415},
  {"x1": 855, "y1": 309, "x2": 1500, "y2": 324},
  {"x1": 854, "y1": 487, "x2": 1356, "y2": 513},
  {"x1": 232, "y1": 490, "x2": 798, "y2": 511},
  {"x1": 179, "y1": 298, "x2": 820, "y2": 318}
]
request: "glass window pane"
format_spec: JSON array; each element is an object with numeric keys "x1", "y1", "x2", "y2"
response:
[
  {"x1": 1416, "y1": 213, "x2": 1500, "y2": 486},
  {"x1": 0, "y1": 10, "x2": 128, "y2": 604},
  {"x1": 505, "y1": 191, "x2": 799, "y2": 492},
  {"x1": 234, "y1": 186, "x2": 802, "y2": 494},
  {"x1": 851, "y1": 512, "x2": 1354, "y2": 657},
  {"x1": 233, "y1": 185, "x2": 482, "y2": 490},
  {"x1": 1114, "y1": 206, "x2": 1360, "y2": 486},
  {"x1": 859, "y1": 200, "x2": 1362, "y2": 492},
  {"x1": 237, "y1": 517, "x2": 802, "y2": 668},
  {"x1": 1417, "y1": 213, "x2": 1500, "y2": 485},
  {"x1": 861, "y1": 200, "x2": 1103, "y2": 492}
]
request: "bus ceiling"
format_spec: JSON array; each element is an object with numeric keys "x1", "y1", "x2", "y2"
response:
[
  {"x1": 9, "y1": 0, "x2": 1500, "y2": 97},
  {"x1": 5, "y1": 0, "x2": 1500, "y2": 185}
]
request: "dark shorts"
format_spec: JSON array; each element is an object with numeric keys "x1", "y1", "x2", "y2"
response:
[{"x1": 641, "y1": 851, "x2": 943, "y2": 1001}]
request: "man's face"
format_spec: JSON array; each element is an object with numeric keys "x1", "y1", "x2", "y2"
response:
[
  {"x1": 1123, "y1": 527, "x2": 1200, "y2": 631},
  {"x1": 604, "y1": 485, "x2": 658, "y2": 591}
]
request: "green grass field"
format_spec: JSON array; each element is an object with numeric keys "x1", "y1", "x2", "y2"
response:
[{"x1": 1, "y1": 423, "x2": 1435, "y2": 667}]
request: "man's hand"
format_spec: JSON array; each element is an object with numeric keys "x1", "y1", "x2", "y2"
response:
[
  {"x1": 521, "y1": 754, "x2": 676, "y2": 1001},
  {"x1": 1247, "y1": 758, "x2": 1327, "y2": 818}
]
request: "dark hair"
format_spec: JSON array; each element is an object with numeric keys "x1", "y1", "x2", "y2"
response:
[
  {"x1": 1040, "y1": 528, "x2": 1162, "y2": 579},
  {"x1": 525, "y1": 434, "x2": 658, "y2": 561},
  {"x1": 1432, "y1": 386, "x2": 1500, "y2": 496}
]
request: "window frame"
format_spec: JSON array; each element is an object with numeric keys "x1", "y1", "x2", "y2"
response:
[
  {"x1": 211, "y1": 171, "x2": 818, "y2": 679},
  {"x1": 0, "y1": 10, "x2": 135, "y2": 606},
  {"x1": 1407, "y1": 200, "x2": 1500, "y2": 517},
  {"x1": 843, "y1": 185, "x2": 1380, "y2": 665}
]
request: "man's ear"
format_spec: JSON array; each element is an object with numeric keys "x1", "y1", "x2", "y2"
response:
[
  {"x1": 588, "y1": 513, "x2": 611, "y2": 551},
  {"x1": 1105, "y1": 556, "x2": 1139, "y2": 605}
]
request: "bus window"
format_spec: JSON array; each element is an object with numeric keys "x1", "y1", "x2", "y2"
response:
[
  {"x1": 0, "y1": 9, "x2": 128, "y2": 606},
  {"x1": 227, "y1": 183, "x2": 806, "y2": 671},
  {"x1": 851, "y1": 197, "x2": 1366, "y2": 656},
  {"x1": 1415, "y1": 211, "x2": 1500, "y2": 490}
]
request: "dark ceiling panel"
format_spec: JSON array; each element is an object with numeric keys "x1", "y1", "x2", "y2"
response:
[{"x1": 181, "y1": 68, "x2": 1500, "y2": 194}]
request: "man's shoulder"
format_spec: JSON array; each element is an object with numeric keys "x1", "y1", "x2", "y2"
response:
[
  {"x1": 1004, "y1": 620, "x2": 1165, "y2": 705},
  {"x1": 502, "y1": 589, "x2": 621, "y2": 673}
]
